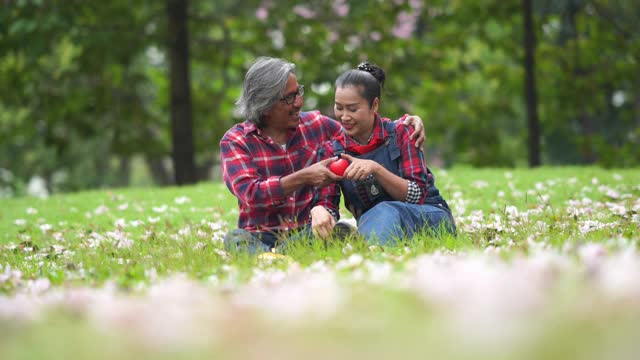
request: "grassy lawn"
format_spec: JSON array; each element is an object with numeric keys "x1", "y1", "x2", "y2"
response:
[{"x1": 1, "y1": 166, "x2": 639, "y2": 359}]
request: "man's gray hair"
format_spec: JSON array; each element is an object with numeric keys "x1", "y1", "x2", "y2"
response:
[{"x1": 234, "y1": 57, "x2": 296, "y2": 126}]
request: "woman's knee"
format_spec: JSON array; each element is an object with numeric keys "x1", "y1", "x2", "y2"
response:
[
  {"x1": 426, "y1": 209, "x2": 457, "y2": 236},
  {"x1": 365, "y1": 201, "x2": 403, "y2": 218}
]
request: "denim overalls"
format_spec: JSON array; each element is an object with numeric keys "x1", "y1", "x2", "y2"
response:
[{"x1": 331, "y1": 122, "x2": 456, "y2": 245}]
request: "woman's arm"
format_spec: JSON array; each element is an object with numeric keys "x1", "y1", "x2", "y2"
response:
[
  {"x1": 338, "y1": 124, "x2": 428, "y2": 203},
  {"x1": 398, "y1": 114, "x2": 425, "y2": 148},
  {"x1": 394, "y1": 124, "x2": 429, "y2": 203},
  {"x1": 339, "y1": 154, "x2": 408, "y2": 201}
]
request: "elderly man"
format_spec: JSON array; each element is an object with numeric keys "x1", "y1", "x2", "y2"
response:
[{"x1": 220, "y1": 57, "x2": 424, "y2": 254}]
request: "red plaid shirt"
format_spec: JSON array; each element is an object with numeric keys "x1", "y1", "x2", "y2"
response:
[
  {"x1": 220, "y1": 111, "x2": 342, "y2": 232},
  {"x1": 316, "y1": 114, "x2": 429, "y2": 218}
]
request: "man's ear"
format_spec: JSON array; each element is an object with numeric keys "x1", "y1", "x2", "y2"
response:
[{"x1": 261, "y1": 108, "x2": 271, "y2": 121}]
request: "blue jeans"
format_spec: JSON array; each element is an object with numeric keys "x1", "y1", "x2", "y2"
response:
[
  {"x1": 357, "y1": 201, "x2": 456, "y2": 246},
  {"x1": 223, "y1": 226, "x2": 314, "y2": 255}
]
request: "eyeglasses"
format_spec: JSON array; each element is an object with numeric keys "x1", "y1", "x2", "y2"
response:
[{"x1": 280, "y1": 85, "x2": 304, "y2": 105}]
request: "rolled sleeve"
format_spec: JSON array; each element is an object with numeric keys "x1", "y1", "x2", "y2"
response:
[
  {"x1": 221, "y1": 138, "x2": 286, "y2": 207},
  {"x1": 311, "y1": 142, "x2": 341, "y2": 220}
]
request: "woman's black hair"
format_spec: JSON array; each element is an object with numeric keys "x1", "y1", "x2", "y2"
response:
[{"x1": 335, "y1": 61, "x2": 385, "y2": 108}]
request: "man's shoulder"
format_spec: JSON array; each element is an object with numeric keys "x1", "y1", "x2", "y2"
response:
[
  {"x1": 220, "y1": 121, "x2": 252, "y2": 143},
  {"x1": 300, "y1": 110, "x2": 328, "y2": 123},
  {"x1": 300, "y1": 111, "x2": 339, "y2": 132}
]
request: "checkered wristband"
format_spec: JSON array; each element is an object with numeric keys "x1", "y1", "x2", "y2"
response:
[
  {"x1": 326, "y1": 207, "x2": 339, "y2": 221},
  {"x1": 311, "y1": 207, "x2": 339, "y2": 222},
  {"x1": 406, "y1": 181, "x2": 422, "y2": 203}
]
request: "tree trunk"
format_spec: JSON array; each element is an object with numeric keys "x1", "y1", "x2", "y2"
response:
[
  {"x1": 196, "y1": 156, "x2": 216, "y2": 181},
  {"x1": 523, "y1": 0, "x2": 541, "y2": 167},
  {"x1": 117, "y1": 156, "x2": 131, "y2": 187},
  {"x1": 167, "y1": 0, "x2": 197, "y2": 185},
  {"x1": 636, "y1": 76, "x2": 640, "y2": 129},
  {"x1": 145, "y1": 156, "x2": 173, "y2": 186}
]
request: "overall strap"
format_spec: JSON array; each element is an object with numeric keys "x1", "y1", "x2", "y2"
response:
[
  {"x1": 383, "y1": 120, "x2": 397, "y2": 135},
  {"x1": 332, "y1": 139, "x2": 346, "y2": 156},
  {"x1": 382, "y1": 121, "x2": 401, "y2": 160}
]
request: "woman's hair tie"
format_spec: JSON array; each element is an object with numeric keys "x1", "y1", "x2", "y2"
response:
[{"x1": 356, "y1": 62, "x2": 373, "y2": 72}]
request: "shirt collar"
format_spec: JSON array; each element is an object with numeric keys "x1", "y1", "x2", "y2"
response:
[
  {"x1": 242, "y1": 121, "x2": 259, "y2": 136},
  {"x1": 242, "y1": 119, "x2": 300, "y2": 141},
  {"x1": 341, "y1": 113, "x2": 387, "y2": 147}
]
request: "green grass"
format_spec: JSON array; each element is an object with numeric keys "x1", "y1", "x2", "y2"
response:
[
  {"x1": 0, "y1": 166, "x2": 638, "y2": 288},
  {"x1": 0, "y1": 166, "x2": 639, "y2": 359}
]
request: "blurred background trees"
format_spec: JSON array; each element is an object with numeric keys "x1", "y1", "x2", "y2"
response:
[{"x1": 1, "y1": 0, "x2": 638, "y2": 196}]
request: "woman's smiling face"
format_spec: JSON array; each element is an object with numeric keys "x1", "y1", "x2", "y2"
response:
[{"x1": 334, "y1": 85, "x2": 379, "y2": 144}]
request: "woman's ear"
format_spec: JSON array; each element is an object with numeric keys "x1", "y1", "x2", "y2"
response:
[{"x1": 371, "y1": 97, "x2": 379, "y2": 112}]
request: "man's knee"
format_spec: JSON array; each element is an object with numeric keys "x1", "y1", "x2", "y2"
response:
[
  {"x1": 224, "y1": 229, "x2": 251, "y2": 244},
  {"x1": 224, "y1": 229, "x2": 267, "y2": 253}
]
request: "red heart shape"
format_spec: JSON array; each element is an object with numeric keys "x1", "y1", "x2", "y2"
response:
[{"x1": 329, "y1": 158, "x2": 349, "y2": 176}]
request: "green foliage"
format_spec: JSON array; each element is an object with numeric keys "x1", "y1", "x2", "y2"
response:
[{"x1": 1, "y1": 0, "x2": 638, "y2": 193}]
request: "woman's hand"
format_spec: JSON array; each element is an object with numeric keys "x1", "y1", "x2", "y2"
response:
[
  {"x1": 403, "y1": 115, "x2": 425, "y2": 148},
  {"x1": 340, "y1": 153, "x2": 409, "y2": 201},
  {"x1": 311, "y1": 205, "x2": 336, "y2": 239},
  {"x1": 340, "y1": 154, "x2": 381, "y2": 181}
]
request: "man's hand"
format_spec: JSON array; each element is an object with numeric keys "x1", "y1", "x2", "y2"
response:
[
  {"x1": 311, "y1": 205, "x2": 336, "y2": 239},
  {"x1": 303, "y1": 158, "x2": 342, "y2": 187},
  {"x1": 403, "y1": 115, "x2": 425, "y2": 148},
  {"x1": 280, "y1": 158, "x2": 341, "y2": 196},
  {"x1": 340, "y1": 154, "x2": 381, "y2": 182}
]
